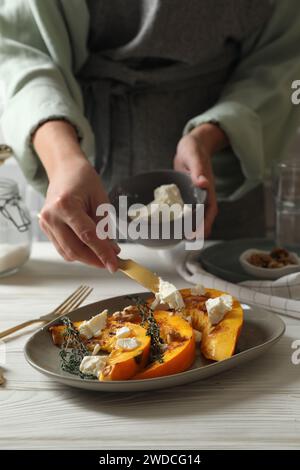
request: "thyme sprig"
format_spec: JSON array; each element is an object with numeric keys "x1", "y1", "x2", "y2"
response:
[
  {"x1": 126, "y1": 295, "x2": 164, "y2": 363},
  {"x1": 59, "y1": 317, "x2": 96, "y2": 379}
]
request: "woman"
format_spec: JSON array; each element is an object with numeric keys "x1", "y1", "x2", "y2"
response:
[{"x1": 1, "y1": 0, "x2": 299, "y2": 272}]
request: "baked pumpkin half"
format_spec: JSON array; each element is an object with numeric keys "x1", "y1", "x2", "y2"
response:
[
  {"x1": 180, "y1": 288, "x2": 243, "y2": 361},
  {"x1": 133, "y1": 311, "x2": 196, "y2": 380},
  {"x1": 50, "y1": 319, "x2": 151, "y2": 381}
]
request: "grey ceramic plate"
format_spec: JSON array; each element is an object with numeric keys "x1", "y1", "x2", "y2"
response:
[
  {"x1": 199, "y1": 238, "x2": 300, "y2": 283},
  {"x1": 25, "y1": 292, "x2": 285, "y2": 392}
]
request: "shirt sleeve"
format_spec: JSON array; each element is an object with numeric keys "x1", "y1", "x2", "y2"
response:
[
  {"x1": 184, "y1": 0, "x2": 300, "y2": 198},
  {"x1": 0, "y1": 0, "x2": 94, "y2": 194}
]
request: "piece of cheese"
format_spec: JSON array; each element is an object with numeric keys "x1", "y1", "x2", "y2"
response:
[
  {"x1": 153, "y1": 184, "x2": 184, "y2": 207},
  {"x1": 116, "y1": 337, "x2": 140, "y2": 351},
  {"x1": 78, "y1": 309, "x2": 108, "y2": 339},
  {"x1": 115, "y1": 326, "x2": 131, "y2": 338},
  {"x1": 205, "y1": 295, "x2": 233, "y2": 325},
  {"x1": 128, "y1": 183, "x2": 185, "y2": 222},
  {"x1": 152, "y1": 278, "x2": 185, "y2": 311},
  {"x1": 79, "y1": 355, "x2": 107, "y2": 378}
]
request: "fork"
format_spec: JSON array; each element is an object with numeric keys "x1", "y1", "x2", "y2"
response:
[{"x1": 0, "y1": 285, "x2": 93, "y2": 340}]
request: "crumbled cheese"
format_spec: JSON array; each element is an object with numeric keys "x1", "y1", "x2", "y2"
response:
[
  {"x1": 116, "y1": 337, "x2": 140, "y2": 351},
  {"x1": 152, "y1": 278, "x2": 184, "y2": 311},
  {"x1": 190, "y1": 283, "x2": 206, "y2": 296},
  {"x1": 128, "y1": 183, "x2": 185, "y2": 221},
  {"x1": 220, "y1": 294, "x2": 233, "y2": 310},
  {"x1": 115, "y1": 326, "x2": 131, "y2": 338},
  {"x1": 79, "y1": 355, "x2": 107, "y2": 378},
  {"x1": 153, "y1": 184, "x2": 184, "y2": 207},
  {"x1": 205, "y1": 295, "x2": 233, "y2": 325},
  {"x1": 92, "y1": 344, "x2": 101, "y2": 356},
  {"x1": 78, "y1": 309, "x2": 108, "y2": 339},
  {"x1": 193, "y1": 329, "x2": 202, "y2": 343}
]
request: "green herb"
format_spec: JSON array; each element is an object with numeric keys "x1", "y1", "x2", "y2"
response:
[
  {"x1": 127, "y1": 295, "x2": 164, "y2": 363},
  {"x1": 126, "y1": 295, "x2": 148, "y2": 325},
  {"x1": 59, "y1": 317, "x2": 96, "y2": 380}
]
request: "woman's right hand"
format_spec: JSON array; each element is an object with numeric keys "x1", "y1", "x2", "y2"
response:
[
  {"x1": 34, "y1": 120, "x2": 120, "y2": 272},
  {"x1": 39, "y1": 157, "x2": 120, "y2": 272}
]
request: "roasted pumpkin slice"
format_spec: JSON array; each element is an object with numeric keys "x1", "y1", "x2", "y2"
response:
[
  {"x1": 50, "y1": 317, "x2": 148, "y2": 352},
  {"x1": 133, "y1": 311, "x2": 195, "y2": 380},
  {"x1": 200, "y1": 288, "x2": 243, "y2": 361},
  {"x1": 181, "y1": 287, "x2": 243, "y2": 361},
  {"x1": 100, "y1": 323, "x2": 151, "y2": 381},
  {"x1": 49, "y1": 310, "x2": 141, "y2": 349}
]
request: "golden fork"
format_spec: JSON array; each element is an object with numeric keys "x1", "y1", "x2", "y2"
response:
[{"x1": 0, "y1": 285, "x2": 93, "y2": 340}]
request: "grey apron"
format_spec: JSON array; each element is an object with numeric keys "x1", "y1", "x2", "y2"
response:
[
  {"x1": 78, "y1": 52, "x2": 243, "y2": 191},
  {"x1": 77, "y1": 0, "x2": 270, "y2": 238}
]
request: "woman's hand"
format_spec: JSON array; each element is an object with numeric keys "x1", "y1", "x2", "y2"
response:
[
  {"x1": 33, "y1": 120, "x2": 120, "y2": 272},
  {"x1": 174, "y1": 123, "x2": 228, "y2": 237}
]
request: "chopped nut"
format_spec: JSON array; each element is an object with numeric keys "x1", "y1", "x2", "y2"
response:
[
  {"x1": 112, "y1": 311, "x2": 121, "y2": 318},
  {"x1": 123, "y1": 305, "x2": 138, "y2": 314},
  {"x1": 112, "y1": 305, "x2": 141, "y2": 323},
  {"x1": 269, "y1": 260, "x2": 284, "y2": 269},
  {"x1": 248, "y1": 247, "x2": 297, "y2": 269},
  {"x1": 248, "y1": 253, "x2": 272, "y2": 268},
  {"x1": 92, "y1": 344, "x2": 101, "y2": 355},
  {"x1": 270, "y1": 247, "x2": 291, "y2": 262},
  {"x1": 166, "y1": 330, "x2": 185, "y2": 343}
]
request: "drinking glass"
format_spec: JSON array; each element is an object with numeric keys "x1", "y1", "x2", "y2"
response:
[{"x1": 273, "y1": 162, "x2": 300, "y2": 248}]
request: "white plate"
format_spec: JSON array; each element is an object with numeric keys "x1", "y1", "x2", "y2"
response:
[{"x1": 24, "y1": 292, "x2": 285, "y2": 392}]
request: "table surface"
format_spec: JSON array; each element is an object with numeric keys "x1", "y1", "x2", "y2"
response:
[{"x1": 0, "y1": 242, "x2": 300, "y2": 450}]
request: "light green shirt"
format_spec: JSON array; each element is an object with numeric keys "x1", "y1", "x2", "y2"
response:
[{"x1": 0, "y1": 0, "x2": 300, "y2": 198}]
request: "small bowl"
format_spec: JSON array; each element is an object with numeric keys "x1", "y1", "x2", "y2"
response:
[
  {"x1": 109, "y1": 170, "x2": 206, "y2": 248},
  {"x1": 239, "y1": 248, "x2": 300, "y2": 280}
]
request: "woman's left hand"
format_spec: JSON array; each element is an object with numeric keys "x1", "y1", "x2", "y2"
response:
[{"x1": 174, "y1": 123, "x2": 228, "y2": 237}]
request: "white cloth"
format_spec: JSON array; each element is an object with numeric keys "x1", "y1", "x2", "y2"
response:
[{"x1": 163, "y1": 248, "x2": 300, "y2": 320}]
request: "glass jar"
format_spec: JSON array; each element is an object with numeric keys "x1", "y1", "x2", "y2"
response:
[{"x1": 0, "y1": 178, "x2": 32, "y2": 276}]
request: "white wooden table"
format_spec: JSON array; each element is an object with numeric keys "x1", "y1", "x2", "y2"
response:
[{"x1": 1, "y1": 243, "x2": 300, "y2": 450}]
